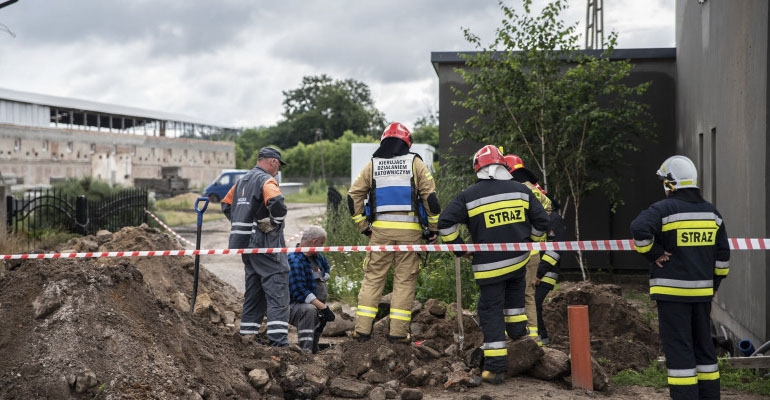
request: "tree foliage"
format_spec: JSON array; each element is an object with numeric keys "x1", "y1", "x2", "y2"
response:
[
  {"x1": 451, "y1": 0, "x2": 654, "y2": 273},
  {"x1": 276, "y1": 130, "x2": 377, "y2": 179},
  {"x1": 278, "y1": 74, "x2": 387, "y2": 148}
]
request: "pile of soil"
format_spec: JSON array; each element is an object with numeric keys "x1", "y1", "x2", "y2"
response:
[
  {"x1": 542, "y1": 281, "x2": 661, "y2": 374},
  {"x1": 0, "y1": 225, "x2": 664, "y2": 399}
]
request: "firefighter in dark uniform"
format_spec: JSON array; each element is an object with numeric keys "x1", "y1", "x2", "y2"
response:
[
  {"x1": 438, "y1": 145, "x2": 549, "y2": 384},
  {"x1": 225, "y1": 147, "x2": 291, "y2": 347},
  {"x1": 347, "y1": 122, "x2": 441, "y2": 343},
  {"x1": 504, "y1": 154, "x2": 553, "y2": 345},
  {"x1": 631, "y1": 155, "x2": 730, "y2": 400}
]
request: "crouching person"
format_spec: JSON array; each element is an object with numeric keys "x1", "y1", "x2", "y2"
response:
[{"x1": 288, "y1": 225, "x2": 336, "y2": 353}]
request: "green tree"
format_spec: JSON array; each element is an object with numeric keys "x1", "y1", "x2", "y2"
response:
[
  {"x1": 280, "y1": 130, "x2": 376, "y2": 179},
  {"x1": 411, "y1": 112, "x2": 439, "y2": 150},
  {"x1": 453, "y1": 0, "x2": 654, "y2": 276},
  {"x1": 279, "y1": 75, "x2": 387, "y2": 148}
]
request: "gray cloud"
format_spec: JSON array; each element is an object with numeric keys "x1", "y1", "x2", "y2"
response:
[
  {"x1": 1, "y1": 0, "x2": 255, "y2": 56},
  {"x1": 0, "y1": 0, "x2": 675, "y2": 128}
]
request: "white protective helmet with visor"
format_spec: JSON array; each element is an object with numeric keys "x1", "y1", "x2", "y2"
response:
[{"x1": 656, "y1": 155, "x2": 698, "y2": 192}]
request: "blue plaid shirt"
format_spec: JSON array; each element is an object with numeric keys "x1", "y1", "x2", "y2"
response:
[{"x1": 288, "y1": 251, "x2": 331, "y2": 304}]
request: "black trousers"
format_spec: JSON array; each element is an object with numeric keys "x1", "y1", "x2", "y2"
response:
[
  {"x1": 534, "y1": 284, "x2": 552, "y2": 340},
  {"x1": 657, "y1": 301, "x2": 720, "y2": 400},
  {"x1": 477, "y1": 274, "x2": 526, "y2": 373}
]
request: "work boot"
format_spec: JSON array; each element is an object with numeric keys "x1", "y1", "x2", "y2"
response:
[
  {"x1": 352, "y1": 331, "x2": 371, "y2": 342},
  {"x1": 541, "y1": 337, "x2": 550, "y2": 346},
  {"x1": 387, "y1": 333, "x2": 411, "y2": 344},
  {"x1": 481, "y1": 370, "x2": 505, "y2": 385}
]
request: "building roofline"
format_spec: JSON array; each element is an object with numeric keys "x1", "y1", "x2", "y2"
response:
[
  {"x1": 431, "y1": 47, "x2": 677, "y2": 75},
  {"x1": 0, "y1": 87, "x2": 230, "y2": 128}
]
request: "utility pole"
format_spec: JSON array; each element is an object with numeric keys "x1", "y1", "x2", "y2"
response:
[{"x1": 585, "y1": 0, "x2": 604, "y2": 49}]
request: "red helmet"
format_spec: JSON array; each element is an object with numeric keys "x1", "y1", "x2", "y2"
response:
[
  {"x1": 381, "y1": 122, "x2": 412, "y2": 148},
  {"x1": 504, "y1": 154, "x2": 525, "y2": 173},
  {"x1": 473, "y1": 145, "x2": 506, "y2": 172}
]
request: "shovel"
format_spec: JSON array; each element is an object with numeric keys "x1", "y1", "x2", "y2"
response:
[
  {"x1": 455, "y1": 256, "x2": 465, "y2": 354},
  {"x1": 190, "y1": 196, "x2": 210, "y2": 314}
]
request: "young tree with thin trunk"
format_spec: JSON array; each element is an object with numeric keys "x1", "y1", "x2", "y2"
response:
[{"x1": 451, "y1": 0, "x2": 654, "y2": 278}]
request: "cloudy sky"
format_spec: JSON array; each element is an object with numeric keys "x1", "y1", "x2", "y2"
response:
[{"x1": 0, "y1": 0, "x2": 674, "y2": 129}]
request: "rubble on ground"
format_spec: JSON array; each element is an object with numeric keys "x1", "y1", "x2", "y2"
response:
[{"x1": 0, "y1": 225, "x2": 661, "y2": 399}]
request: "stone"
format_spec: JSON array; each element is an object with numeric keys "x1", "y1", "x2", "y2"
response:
[
  {"x1": 248, "y1": 369, "x2": 270, "y2": 388},
  {"x1": 327, "y1": 377, "x2": 372, "y2": 398},
  {"x1": 529, "y1": 347, "x2": 570, "y2": 380},
  {"x1": 506, "y1": 337, "x2": 545, "y2": 377},
  {"x1": 74, "y1": 369, "x2": 97, "y2": 393}
]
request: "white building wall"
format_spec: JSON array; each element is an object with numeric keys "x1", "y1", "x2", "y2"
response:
[{"x1": 0, "y1": 100, "x2": 49, "y2": 127}]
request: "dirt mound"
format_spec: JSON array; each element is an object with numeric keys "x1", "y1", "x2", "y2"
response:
[
  {"x1": 543, "y1": 281, "x2": 662, "y2": 374},
  {"x1": 0, "y1": 225, "x2": 664, "y2": 399}
]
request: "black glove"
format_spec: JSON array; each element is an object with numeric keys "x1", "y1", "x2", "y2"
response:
[
  {"x1": 320, "y1": 307, "x2": 336, "y2": 322},
  {"x1": 361, "y1": 227, "x2": 372, "y2": 237}
]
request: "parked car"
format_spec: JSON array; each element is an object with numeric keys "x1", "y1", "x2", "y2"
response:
[{"x1": 203, "y1": 169, "x2": 248, "y2": 202}]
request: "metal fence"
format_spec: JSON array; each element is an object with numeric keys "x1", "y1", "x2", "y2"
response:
[{"x1": 6, "y1": 187, "x2": 148, "y2": 244}]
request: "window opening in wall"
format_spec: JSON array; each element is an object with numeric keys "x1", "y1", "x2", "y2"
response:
[
  {"x1": 90, "y1": 143, "x2": 95, "y2": 154},
  {"x1": 67, "y1": 142, "x2": 73, "y2": 152},
  {"x1": 42, "y1": 140, "x2": 48, "y2": 152},
  {"x1": 14, "y1": 138, "x2": 20, "y2": 151}
]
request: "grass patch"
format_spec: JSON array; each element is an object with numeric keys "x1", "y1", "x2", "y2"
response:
[
  {"x1": 613, "y1": 359, "x2": 770, "y2": 396},
  {"x1": 612, "y1": 360, "x2": 667, "y2": 388},
  {"x1": 154, "y1": 210, "x2": 225, "y2": 227},
  {"x1": 720, "y1": 360, "x2": 770, "y2": 395},
  {"x1": 283, "y1": 180, "x2": 347, "y2": 203},
  {"x1": 155, "y1": 193, "x2": 210, "y2": 211}
]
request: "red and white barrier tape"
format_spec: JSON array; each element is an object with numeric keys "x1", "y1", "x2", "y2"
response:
[
  {"x1": 145, "y1": 209, "x2": 323, "y2": 248},
  {"x1": 144, "y1": 209, "x2": 195, "y2": 247},
  {"x1": 2, "y1": 238, "x2": 769, "y2": 260}
]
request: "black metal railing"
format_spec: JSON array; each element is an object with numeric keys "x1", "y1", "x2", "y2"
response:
[{"x1": 6, "y1": 187, "x2": 148, "y2": 247}]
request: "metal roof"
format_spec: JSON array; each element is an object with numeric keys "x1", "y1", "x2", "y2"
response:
[
  {"x1": 0, "y1": 87, "x2": 228, "y2": 128},
  {"x1": 431, "y1": 47, "x2": 677, "y2": 74}
]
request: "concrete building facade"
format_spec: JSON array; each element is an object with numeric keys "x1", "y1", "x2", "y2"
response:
[
  {"x1": 0, "y1": 88, "x2": 237, "y2": 189},
  {"x1": 676, "y1": 0, "x2": 769, "y2": 349}
]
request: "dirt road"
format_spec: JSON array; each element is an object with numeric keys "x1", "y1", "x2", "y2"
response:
[{"x1": 173, "y1": 203, "x2": 326, "y2": 293}]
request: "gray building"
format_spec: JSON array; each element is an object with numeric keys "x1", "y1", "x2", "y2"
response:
[
  {"x1": 0, "y1": 87, "x2": 238, "y2": 188},
  {"x1": 431, "y1": 0, "x2": 769, "y2": 348},
  {"x1": 676, "y1": 0, "x2": 769, "y2": 350}
]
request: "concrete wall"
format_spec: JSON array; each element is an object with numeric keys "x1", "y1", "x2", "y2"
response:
[
  {"x1": 433, "y1": 49, "x2": 677, "y2": 273},
  {"x1": 676, "y1": 0, "x2": 769, "y2": 345},
  {"x1": 0, "y1": 124, "x2": 236, "y2": 190}
]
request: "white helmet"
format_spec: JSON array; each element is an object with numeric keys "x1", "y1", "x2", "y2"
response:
[{"x1": 656, "y1": 155, "x2": 698, "y2": 191}]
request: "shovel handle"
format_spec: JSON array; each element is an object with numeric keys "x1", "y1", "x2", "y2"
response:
[{"x1": 455, "y1": 257, "x2": 465, "y2": 350}]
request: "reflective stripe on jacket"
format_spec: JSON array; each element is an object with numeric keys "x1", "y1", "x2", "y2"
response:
[
  {"x1": 630, "y1": 189, "x2": 730, "y2": 302},
  {"x1": 438, "y1": 179, "x2": 550, "y2": 285}
]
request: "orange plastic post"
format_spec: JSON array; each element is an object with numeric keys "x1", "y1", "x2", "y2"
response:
[{"x1": 568, "y1": 305, "x2": 593, "y2": 391}]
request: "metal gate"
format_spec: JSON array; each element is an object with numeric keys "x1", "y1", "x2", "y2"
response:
[{"x1": 6, "y1": 187, "x2": 148, "y2": 242}]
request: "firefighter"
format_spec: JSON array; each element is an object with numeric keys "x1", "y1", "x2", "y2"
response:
[
  {"x1": 439, "y1": 145, "x2": 549, "y2": 384},
  {"x1": 347, "y1": 122, "x2": 441, "y2": 343},
  {"x1": 504, "y1": 154, "x2": 553, "y2": 346},
  {"x1": 226, "y1": 147, "x2": 291, "y2": 347},
  {"x1": 630, "y1": 155, "x2": 730, "y2": 400}
]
